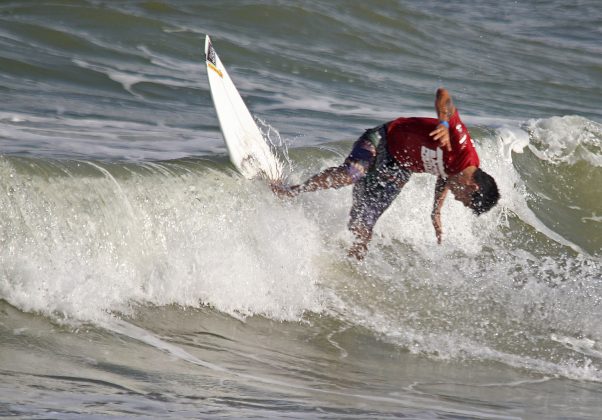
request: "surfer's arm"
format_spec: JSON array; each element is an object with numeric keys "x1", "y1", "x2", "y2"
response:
[
  {"x1": 429, "y1": 88, "x2": 455, "y2": 152},
  {"x1": 435, "y1": 87, "x2": 456, "y2": 121},
  {"x1": 431, "y1": 176, "x2": 449, "y2": 244},
  {"x1": 296, "y1": 165, "x2": 354, "y2": 194},
  {"x1": 271, "y1": 165, "x2": 354, "y2": 198}
]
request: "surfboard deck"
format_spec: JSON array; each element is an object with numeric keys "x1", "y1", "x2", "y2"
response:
[{"x1": 204, "y1": 35, "x2": 283, "y2": 181}]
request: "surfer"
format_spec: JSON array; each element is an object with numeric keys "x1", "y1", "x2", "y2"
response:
[{"x1": 272, "y1": 88, "x2": 500, "y2": 259}]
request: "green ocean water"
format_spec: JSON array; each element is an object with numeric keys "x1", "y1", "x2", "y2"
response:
[{"x1": 1, "y1": 1, "x2": 601, "y2": 418}]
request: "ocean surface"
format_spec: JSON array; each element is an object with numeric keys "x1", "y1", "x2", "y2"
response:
[{"x1": 1, "y1": 1, "x2": 601, "y2": 418}]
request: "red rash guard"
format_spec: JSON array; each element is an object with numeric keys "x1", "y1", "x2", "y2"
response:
[{"x1": 385, "y1": 109, "x2": 479, "y2": 177}]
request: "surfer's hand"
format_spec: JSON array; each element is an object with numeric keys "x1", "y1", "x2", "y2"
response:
[
  {"x1": 429, "y1": 124, "x2": 451, "y2": 152},
  {"x1": 271, "y1": 182, "x2": 300, "y2": 198}
]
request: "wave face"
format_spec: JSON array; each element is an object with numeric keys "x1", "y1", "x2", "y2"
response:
[{"x1": 1, "y1": 0, "x2": 602, "y2": 415}]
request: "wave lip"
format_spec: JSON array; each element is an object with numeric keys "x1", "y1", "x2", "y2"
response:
[
  {"x1": 526, "y1": 116, "x2": 602, "y2": 167},
  {"x1": 508, "y1": 116, "x2": 602, "y2": 254}
]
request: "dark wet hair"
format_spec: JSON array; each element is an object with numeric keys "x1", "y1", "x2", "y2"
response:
[{"x1": 470, "y1": 168, "x2": 500, "y2": 215}]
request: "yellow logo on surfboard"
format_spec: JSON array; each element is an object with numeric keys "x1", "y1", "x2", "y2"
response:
[{"x1": 207, "y1": 62, "x2": 223, "y2": 78}]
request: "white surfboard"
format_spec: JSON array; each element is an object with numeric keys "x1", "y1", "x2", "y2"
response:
[{"x1": 204, "y1": 35, "x2": 283, "y2": 181}]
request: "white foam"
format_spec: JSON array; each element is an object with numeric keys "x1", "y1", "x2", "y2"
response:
[
  {"x1": 0, "y1": 164, "x2": 326, "y2": 324},
  {"x1": 497, "y1": 125, "x2": 530, "y2": 160},
  {"x1": 525, "y1": 115, "x2": 602, "y2": 166}
]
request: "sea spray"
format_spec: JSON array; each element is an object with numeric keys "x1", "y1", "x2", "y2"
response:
[{"x1": 0, "y1": 157, "x2": 326, "y2": 324}]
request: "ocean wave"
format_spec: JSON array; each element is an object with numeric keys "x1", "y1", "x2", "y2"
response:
[{"x1": 1, "y1": 135, "x2": 601, "y2": 381}]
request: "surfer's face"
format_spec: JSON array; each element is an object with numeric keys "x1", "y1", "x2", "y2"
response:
[
  {"x1": 449, "y1": 177, "x2": 479, "y2": 207},
  {"x1": 447, "y1": 166, "x2": 479, "y2": 208}
]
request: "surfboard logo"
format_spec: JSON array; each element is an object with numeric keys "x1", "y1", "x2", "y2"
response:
[
  {"x1": 206, "y1": 41, "x2": 223, "y2": 77},
  {"x1": 207, "y1": 41, "x2": 217, "y2": 65}
]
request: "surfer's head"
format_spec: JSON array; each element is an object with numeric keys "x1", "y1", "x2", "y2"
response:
[
  {"x1": 448, "y1": 167, "x2": 499, "y2": 215},
  {"x1": 468, "y1": 168, "x2": 500, "y2": 215}
]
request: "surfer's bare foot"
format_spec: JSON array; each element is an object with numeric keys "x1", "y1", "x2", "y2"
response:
[
  {"x1": 348, "y1": 225, "x2": 371, "y2": 260},
  {"x1": 347, "y1": 243, "x2": 367, "y2": 260}
]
